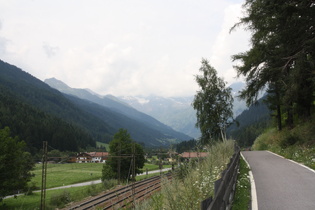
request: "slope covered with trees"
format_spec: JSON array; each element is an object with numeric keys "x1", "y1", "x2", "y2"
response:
[
  {"x1": 232, "y1": 0, "x2": 315, "y2": 130},
  {"x1": 229, "y1": 1, "x2": 314, "y2": 152},
  {"x1": 227, "y1": 96, "x2": 272, "y2": 147},
  {"x1": 45, "y1": 78, "x2": 191, "y2": 146},
  {"x1": 0, "y1": 60, "x2": 102, "y2": 152},
  {"x1": 65, "y1": 94, "x2": 188, "y2": 147},
  {"x1": 0, "y1": 88, "x2": 95, "y2": 152},
  {"x1": 0, "y1": 60, "x2": 190, "y2": 151}
]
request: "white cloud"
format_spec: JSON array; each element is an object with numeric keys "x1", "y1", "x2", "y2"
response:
[
  {"x1": 209, "y1": 3, "x2": 250, "y2": 85},
  {"x1": 0, "y1": 0, "x2": 250, "y2": 97},
  {"x1": 42, "y1": 43, "x2": 59, "y2": 58}
]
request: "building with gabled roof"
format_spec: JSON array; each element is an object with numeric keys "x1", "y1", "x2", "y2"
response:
[
  {"x1": 87, "y1": 152, "x2": 109, "y2": 163},
  {"x1": 179, "y1": 152, "x2": 208, "y2": 159}
]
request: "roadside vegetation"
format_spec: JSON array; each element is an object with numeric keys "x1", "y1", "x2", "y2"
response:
[
  {"x1": 230, "y1": 0, "x2": 315, "y2": 169},
  {"x1": 2, "y1": 182, "x2": 113, "y2": 210},
  {"x1": 135, "y1": 140, "x2": 235, "y2": 209},
  {"x1": 232, "y1": 156, "x2": 251, "y2": 210},
  {"x1": 252, "y1": 115, "x2": 315, "y2": 170}
]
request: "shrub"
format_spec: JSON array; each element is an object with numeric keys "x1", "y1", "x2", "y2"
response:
[
  {"x1": 279, "y1": 134, "x2": 300, "y2": 148},
  {"x1": 50, "y1": 190, "x2": 71, "y2": 208},
  {"x1": 102, "y1": 179, "x2": 117, "y2": 190},
  {"x1": 101, "y1": 164, "x2": 116, "y2": 181}
]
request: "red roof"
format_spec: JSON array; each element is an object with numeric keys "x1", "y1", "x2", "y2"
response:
[
  {"x1": 179, "y1": 152, "x2": 208, "y2": 158},
  {"x1": 87, "y1": 152, "x2": 109, "y2": 157}
]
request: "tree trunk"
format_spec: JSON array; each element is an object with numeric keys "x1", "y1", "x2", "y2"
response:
[{"x1": 277, "y1": 104, "x2": 282, "y2": 131}]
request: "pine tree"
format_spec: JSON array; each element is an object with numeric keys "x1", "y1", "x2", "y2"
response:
[{"x1": 232, "y1": 0, "x2": 315, "y2": 127}]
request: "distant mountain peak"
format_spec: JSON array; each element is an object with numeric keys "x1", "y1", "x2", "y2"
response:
[{"x1": 44, "y1": 77, "x2": 71, "y2": 91}]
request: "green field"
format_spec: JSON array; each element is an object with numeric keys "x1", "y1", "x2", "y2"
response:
[
  {"x1": 96, "y1": 141, "x2": 110, "y2": 151},
  {"x1": 3, "y1": 184, "x2": 106, "y2": 210},
  {"x1": 3, "y1": 171, "x2": 168, "y2": 210},
  {"x1": 31, "y1": 163, "x2": 103, "y2": 189},
  {"x1": 30, "y1": 162, "x2": 170, "y2": 190},
  {"x1": 3, "y1": 160, "x2": 171, "y2": 209}
]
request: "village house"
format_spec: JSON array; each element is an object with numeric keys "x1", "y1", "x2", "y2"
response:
[
  {"x1": 75, "y1": 152, "x2": 109, "y2": 163},
  {"x1": 167, "y1": 151, "x2": 178, "y2": 163},
  {"x1": 76, "y1": 152, "x2": 92, "y2": 163},
  {"x1": 88, "y1": 152, "x2": 109, "y2": 163},
  {"x1": 179, "y1": 152, "x2": 208, "y2": 161}
]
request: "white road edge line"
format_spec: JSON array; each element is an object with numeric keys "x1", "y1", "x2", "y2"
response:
[
  {"x1": 266, "y1": 151, "x2": 315, "y2": 174},
  {"x1": 241, "y1": 153, "x2": 258, "y2": 210}
]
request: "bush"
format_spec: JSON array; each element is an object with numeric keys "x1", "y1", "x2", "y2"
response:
[
  {"x1": 24, "y1": 181, "x2": 38, "y2": 196},
  {"x1": 86, "y1": 184, "x2": 98, "y2": 196},
  {"x1": 279, "y1": 134, "x2": 300, "y2": 148},
  {"x1": 50, "y1": 190, "x2": 71, "y2": 208},
  {"x1": 102, "y1": 179, "x2": 117, "y2": 190},
  {"x1": 101, "y1": 164, "x2": 116, "y2": 181}
]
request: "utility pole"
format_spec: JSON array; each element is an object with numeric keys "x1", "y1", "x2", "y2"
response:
[
  {"x1": 132, "y1": 142, "x2": 136, "y2": 207},
  {"x1": 40, "y1": 141, "x2": 48, "y2": 210},
  {"x1": 117, "y1": 142, "x2": 121, "y2": 185}
]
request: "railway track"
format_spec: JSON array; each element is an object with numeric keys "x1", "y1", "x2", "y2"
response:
[{"x1": 67, "y1": 172, "x2": 172, "y2": 209}]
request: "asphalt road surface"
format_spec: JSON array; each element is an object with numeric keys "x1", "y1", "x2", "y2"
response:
[{"x1": 242, "y1": 151, "x2": 315, "y2": 210}]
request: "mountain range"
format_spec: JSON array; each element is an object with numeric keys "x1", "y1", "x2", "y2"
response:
[
  {"x1": 44, "y1": 77, "x2": 192, "y2": 146},
  {"x1": 0, "y1": 60, "x2": 191, "y2": 152},
  {"x1": 119, "y1": 82, "x2": 247, "y2": 138},
  {"x1": 227, "y1": 95, "x2": 272, "y2": 147}
]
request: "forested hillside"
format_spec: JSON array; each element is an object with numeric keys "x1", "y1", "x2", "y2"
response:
[
  {"x1": 0, "y1": 89, "x2": 95, "y2": 152},
  {"x1": 227, "y1": 96, "x2": 272, "y2": 147},
  {"x1": 65, "y1": 94, "x2": 188, "y2": 147},
  {"x1": 45, "y1": 77, "x2": 192, "y2": 146},
  {"x1": 0, "y1": 60, "x2": 190, "y2": 151},
  {"x1": 0, "y1": 60, "x2": 113, "y2": 152}
]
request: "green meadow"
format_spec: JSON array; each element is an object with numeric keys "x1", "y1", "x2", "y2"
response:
[
  {"x1": 1, "y1": 157, "x2": 172, "y2": 209},
  {"x1": 31, "y1": 163, "x2": 104, "y2": 189},
  {"x1": 3, "y1": 170, "x2": 168, "y2": 210},
  {"x1": 30, "y1": 162, "x2": 170, "y2": 190}
]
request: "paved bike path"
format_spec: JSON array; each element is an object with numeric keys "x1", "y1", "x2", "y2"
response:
[{"x1": 242, "y1": 151, "x2": 315, "y2": 210}]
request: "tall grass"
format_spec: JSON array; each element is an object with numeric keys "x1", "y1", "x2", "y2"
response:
[
  {"x1": 135, "y1": 140, "x2": 235, "y2": 210},
  {"x1": 232, "y1": 156, "x2": 250, "y2": 210},
  {"x1": 1, "y1": 180, "x2": 117, "y2": 210}
]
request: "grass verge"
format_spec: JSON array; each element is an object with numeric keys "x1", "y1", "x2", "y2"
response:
[
  {"x1": 232, "y1": 155, "x2": 250, "y2": 210},
  {"x1": 1, "y1": 180, "x2": 116, "y2": 210},
  {"x1": 252, "y1": 118, "x2": 315, "y2": 170},
  {"x1": 135, "y1": 140, "x2": 235, "y2": 209}
]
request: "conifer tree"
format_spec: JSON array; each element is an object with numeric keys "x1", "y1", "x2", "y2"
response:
[{"x1": 232, "y1": 0, "x2": 315, "y2": 127}]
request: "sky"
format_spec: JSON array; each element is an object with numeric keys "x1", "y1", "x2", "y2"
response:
[{"x1": 0, "y1": 0, "x2": 251, "y2": 97}]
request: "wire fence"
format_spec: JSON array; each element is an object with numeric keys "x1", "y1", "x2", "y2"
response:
[{"x1": 201, "y1": 145, "x2": 240, "y2": 210}]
